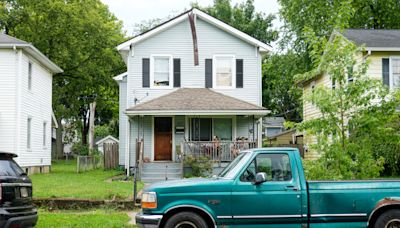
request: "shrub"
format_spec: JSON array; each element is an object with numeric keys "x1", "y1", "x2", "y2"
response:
[{"x1": 183, "y1": 155, "x2": 213, "y2": 177}]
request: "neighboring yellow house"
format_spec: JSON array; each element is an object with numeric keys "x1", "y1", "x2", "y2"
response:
[{"x1": 297, "y1": 29, "x2": 400, "y2": 159}]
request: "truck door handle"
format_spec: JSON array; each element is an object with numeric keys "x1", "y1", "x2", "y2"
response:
[{"x1": 285, "y1": 185, "x2": 298, "y2": 191}]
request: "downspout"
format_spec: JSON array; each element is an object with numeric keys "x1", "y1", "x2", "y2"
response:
[{"x1": 125, "y1": 117, "x2": 131, "y2": 176}]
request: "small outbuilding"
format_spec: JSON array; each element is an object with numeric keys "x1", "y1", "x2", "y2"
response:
[{"x1": 95, "y1": 135, "x2": 119, "y2": 154}]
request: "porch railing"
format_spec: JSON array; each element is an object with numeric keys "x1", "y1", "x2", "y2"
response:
[{"x1": 182, "y1": 141, "x2": 257, "y2": 163}]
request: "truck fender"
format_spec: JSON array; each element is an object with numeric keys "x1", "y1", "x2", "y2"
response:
[
  {"x1": 368, "y1": 197, "x2": 400, "y2": 227},
  {"x1": 160, "y1": 200, "x2": 217, "y2": 228}
]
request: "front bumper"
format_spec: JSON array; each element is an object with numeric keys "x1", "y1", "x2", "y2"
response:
[
  {"x1": 136, "y1": 213, "x2": 163, "y2": 228},
  {"x1": 0, "y1": 207, "x2": 38, "y2": 228}
]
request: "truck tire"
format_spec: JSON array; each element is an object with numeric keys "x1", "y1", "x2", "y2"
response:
[
  {"x1": 374, "y1": 209, "x2": 400, "y2": 228},
  {"x1": 164, "y1": 211, "x2": 209, "y2": 228}
]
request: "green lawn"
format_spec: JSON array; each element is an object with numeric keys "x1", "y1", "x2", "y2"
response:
[
  {"x1": 30, "y1": 160, "x2": 143, "y2": 200},
  {"x1": 37, "y1": 210, "x2": 136, "y2": 228}
]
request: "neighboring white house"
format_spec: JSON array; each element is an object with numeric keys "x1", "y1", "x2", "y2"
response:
[
  {"x1": 95, "y1": 135, "x2": 119, "y2": 154},
  {"x1": 0, "y1": 33, "x2": 63, "y2": 174},
  {"x1": 114, "y1": 8, "x2": 271, "y2": 181}
]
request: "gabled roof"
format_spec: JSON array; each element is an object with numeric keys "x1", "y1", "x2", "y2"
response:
[
  {"x1": 126, "y1": 88, "x2": 269, "y2": 116},
  {"x1": 95, "y1": 135, "x2": 119, "y2": 145},
  {"x1": 342, "y1": 29, "x2": 400, "y2": 50},
  {"x1": 113, "y1": 72, "x2": 127, "y2": 81},
  {"x1": 0, "y1": 34, "x2": 63, "y2": 74},
  {"x1": 263, "y1": 117, "x2": 285, "y2": 127},
  {"x1": 117, "y1": 8, "x2": 272, "y2": 53}
]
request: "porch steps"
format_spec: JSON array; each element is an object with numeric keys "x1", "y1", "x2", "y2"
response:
[{"x1": 141, "y1": 162, "x2": 182, "y2": 183}]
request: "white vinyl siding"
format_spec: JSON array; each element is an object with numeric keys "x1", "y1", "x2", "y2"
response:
[
  {"x1": 127, "y1": 18, "x2": 260, "y2": 109},
  {"x1": 0, "y1": 50, "x2": 17, "y2": 154},
  {"x1": 18, "y1": 52, "x2": 53, "y2": 167}
]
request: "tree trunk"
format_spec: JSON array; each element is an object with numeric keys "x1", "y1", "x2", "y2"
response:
[
  {"x1": 55, "y1": 118, "x2": 64, "y2": 160},
  {"x1": 82, "y1": 109, "x2": 88, "y2": 145},
  {"x1": 88, "y1": 101, "x2": 96, "y2": 155}
]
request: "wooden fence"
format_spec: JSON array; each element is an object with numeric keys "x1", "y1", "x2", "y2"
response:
[
  {"x1": 104, "y1": 143, "x2": 119, "y2": 170},
  {"x1": 76, "y1": 155, "x2": 103, "y2": 173}
]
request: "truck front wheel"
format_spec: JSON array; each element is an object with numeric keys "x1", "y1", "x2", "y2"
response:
[
  {"x1": 374, "y1": 209, "x2": 400, "y2": 228},
  {"x1": 164, "y1": 211, "x2": 209, "y2": 228}
]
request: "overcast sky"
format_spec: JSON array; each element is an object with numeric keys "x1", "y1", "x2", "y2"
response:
[{"x1": 101, "y1": 0, "x2": 281, "y2": 36}]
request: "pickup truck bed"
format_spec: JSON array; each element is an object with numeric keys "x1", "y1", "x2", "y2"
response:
[{"x1": 308, "y1": 180, "x2": 400, "y2": 226}]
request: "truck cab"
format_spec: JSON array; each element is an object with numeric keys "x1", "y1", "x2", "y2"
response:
[
  {"x1": 136, "y1": 148, "x2": 400, "y2": 228},
  {"x1": 0, "y1": 152, "x2": 38, "y2": 228}
]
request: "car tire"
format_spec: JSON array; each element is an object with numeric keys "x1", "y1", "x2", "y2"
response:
[
  {"x1": 374, "y1": 209, "x2": 400, "y2": 228},
  {"x1": 164, "y1": 211, "x2": 209, "y2": 228}
]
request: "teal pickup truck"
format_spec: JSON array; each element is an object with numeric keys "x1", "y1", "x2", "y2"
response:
[{"x1": 136, "y1": 148, "x2": 400, "y2": 228}]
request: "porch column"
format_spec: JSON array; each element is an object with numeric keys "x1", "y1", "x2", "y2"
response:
[
  {"x1": 125, "y1": 117, "x2": 131, "y2": 176},
  {"x1": 257, "y1": 117, "x2": 262, "y2": 148}
]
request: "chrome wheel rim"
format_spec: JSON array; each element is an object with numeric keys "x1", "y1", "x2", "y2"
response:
[
  {"x1": 174, "y1": 221, "x2": 197, "y2": 228},
  {"x1": 386, "y1": 219, "x2": 400, "y2": 228}
]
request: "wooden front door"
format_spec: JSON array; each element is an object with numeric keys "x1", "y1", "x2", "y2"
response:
[{"x1": 154, "y1": 117, "x2": 172, "y2": 161}]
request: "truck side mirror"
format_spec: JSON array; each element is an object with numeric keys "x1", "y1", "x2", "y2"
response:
[{"x1": 254, "y1": 172, "x2": 267, "y2": 185}]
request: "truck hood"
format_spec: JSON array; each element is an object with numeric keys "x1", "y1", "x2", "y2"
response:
[{"x1": 144, "y1": 177, "x2": 233, "y2": 194}]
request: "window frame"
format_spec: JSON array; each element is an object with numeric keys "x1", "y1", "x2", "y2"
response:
[
  {"x1": 212, "y1": 54, "x2": 236, "y2": 89},
  {"x1": 28, "y1": 62, "x2": 33, "y2": 91},
  {"x1": 150, "y1": 54, "x2": 173, "y2": 89},
  {"x1": 27, "y1": 117, "x2": 32, "y2": 149},
  {"x1": 43, "y1": 121, "x2": 47, "y2": 148},
  {"x1": 189, "y1": 117, "x2": 233, "y2": 141},
  {"x1": 389, "y1": 56, "x2": 400, "y2": 90},
  {"x1": 239, "y1": 153, "x2": 293, "y2": 183}
]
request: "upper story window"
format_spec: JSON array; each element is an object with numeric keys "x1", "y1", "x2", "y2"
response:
[
  {"x1": 150, "y1": 55, "x2": 173, "y2": 88},
  {"x1": 28, "y1": 62, "x2": 32, "y2": 90},
  {"x1": 213, "y1": 55, "x2": 235, "y2": 89},
  {"x1": 391, "y1": 58, "x2": 400, "y2": 89}
]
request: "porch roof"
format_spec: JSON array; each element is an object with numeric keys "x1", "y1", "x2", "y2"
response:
[{"x1": 125, "y1": 88, "x2": 269, "y2": 116}]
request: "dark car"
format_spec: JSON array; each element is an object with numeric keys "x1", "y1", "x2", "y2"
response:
[{"x1": 0, "y1": 152, "x2": 38, "y2": 228}]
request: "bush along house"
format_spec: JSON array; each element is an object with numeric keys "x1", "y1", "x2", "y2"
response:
[{"x1": 114, "y1": 8, "x2": 271, "y2": 182}]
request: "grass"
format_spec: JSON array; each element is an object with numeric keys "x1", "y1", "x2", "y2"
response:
[
  {"x1": 36, "y1": 209, "x2": 136, "y2": 228},
  {"x1": 30, "y1": 160, "x2": 143, "y2": 200}
]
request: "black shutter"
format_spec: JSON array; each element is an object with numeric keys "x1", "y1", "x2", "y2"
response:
[
  {"x1": 382, "y1": 58, "x2": 390, "y2": 87},
  {"x1": 205, "y1": 59, "x2": 212, "y2": 88},
  {"x1": 236, "y1": 59, "x2": 243, "y2": 88},
  {"x1": 142, "y1": 58, "x2": 150, "y2": 88},
  {"x1": 173, "y1": 59, "x2": 181, "y2": 87}
]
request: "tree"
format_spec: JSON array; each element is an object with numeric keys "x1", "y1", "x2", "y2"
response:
[
  {"x1": 262, "y1": 52, "x2": 306, "y2": 122},
  {"x1": 194, "y1": 0, "x2": 278, "y2": 44},
  {"x1": 298, "y1": 33, "x2": 399, "y2": 180},
  {"x1": 1, "y1": 0, "x2": 125, "y2": 156}
]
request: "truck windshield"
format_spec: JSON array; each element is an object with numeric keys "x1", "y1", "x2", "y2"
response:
[
  {"x1": 218, "y1": 152, "x2": 252, "y2": 179},
  {"x1": 0, "y1": 159, "x2": 25, "y2": 177}
]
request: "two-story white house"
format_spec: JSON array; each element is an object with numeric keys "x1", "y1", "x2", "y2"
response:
[
  {"x1": 115, "y1": 9, "x2": 270, "y2": 182},
  {"x1": 0, "y1": 34, "x2": 63, "y2": 174}
]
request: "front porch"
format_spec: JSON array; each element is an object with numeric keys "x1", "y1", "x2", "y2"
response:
[{"x1": 123, "y1": 88, "x2": 269, "y2": 181}]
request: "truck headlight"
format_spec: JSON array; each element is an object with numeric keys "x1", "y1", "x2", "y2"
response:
[{"x1": 142, "y1": 192, "x2": 157, "y2": 209}]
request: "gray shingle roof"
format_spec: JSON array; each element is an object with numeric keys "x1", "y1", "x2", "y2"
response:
[
  {"x1": 127, "y1": 88, "x2": 267, "y2": 111},
  {"x1": 263, "y1": 117, "x2": 285, "y2": 127},
  {"x1": 342, "y1": 29, "x2": 400, "y2": 48},
  {"x1": 0, "y1": 33, "x2": 29, "y2": 45}
]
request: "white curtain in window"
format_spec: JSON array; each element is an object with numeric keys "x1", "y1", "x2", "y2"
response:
[
  {"x1": 392, "y1": 59, "x2": 400, "y2": 89},
  {"x1": 216, "y1": 57, "x2": 233, "y2": 87},
  {"x1": 154, "y1": 57, "x2": 170, "y2": 86}
]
